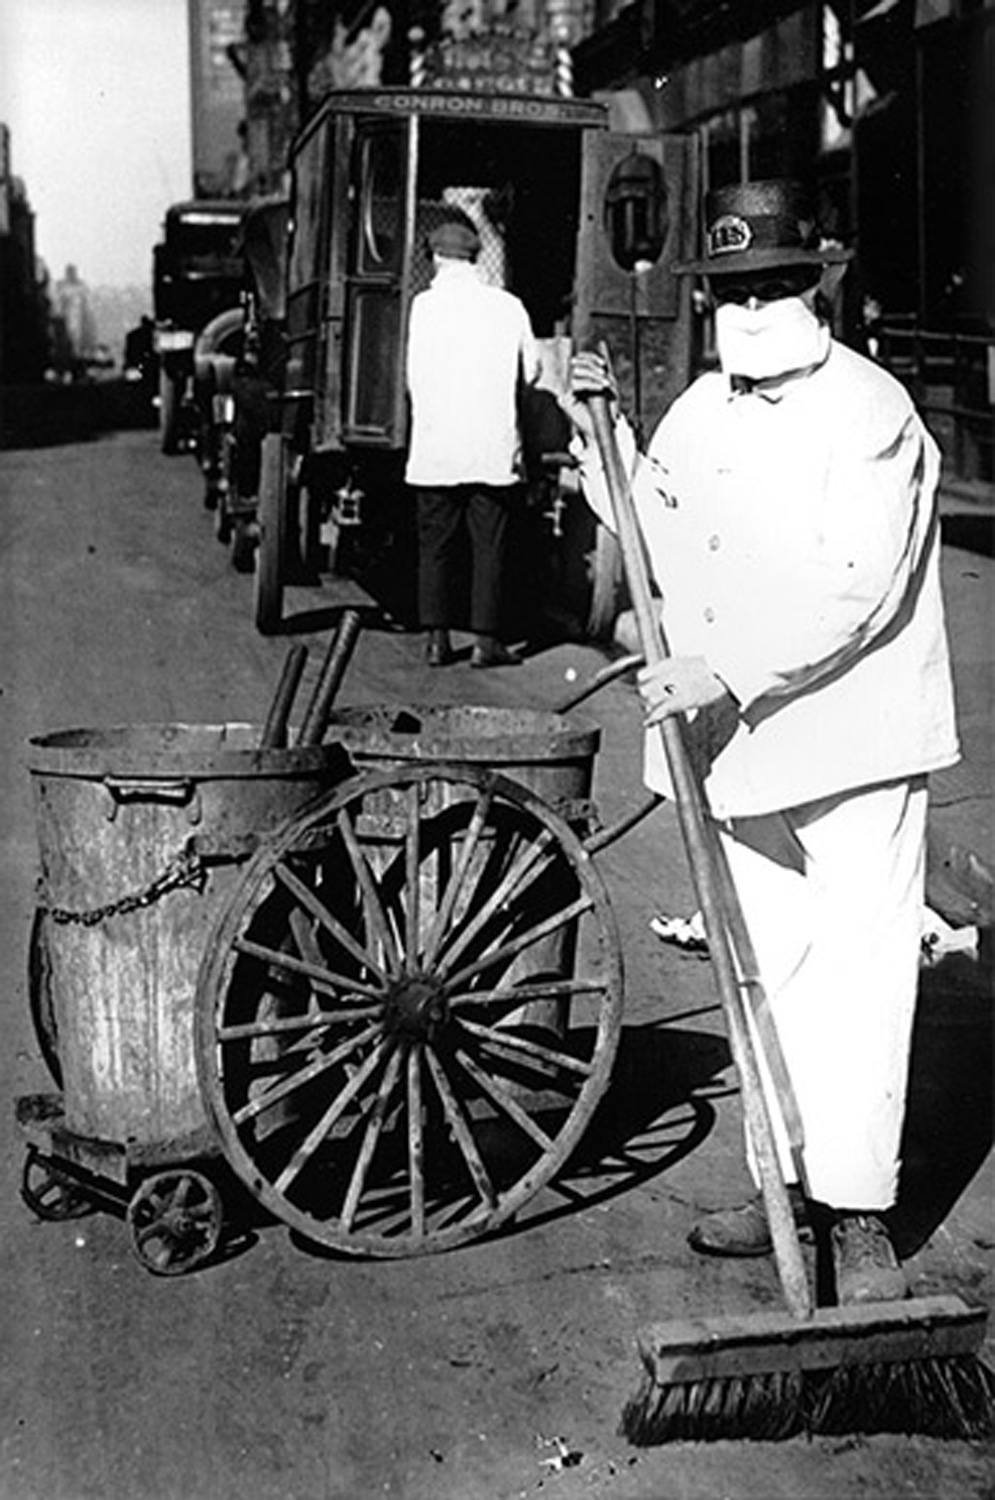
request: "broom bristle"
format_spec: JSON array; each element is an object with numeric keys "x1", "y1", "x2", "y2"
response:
[
  {"x1": 621, "y1": 1367, "x2": 809, "y2": 1444},
  {"x1": 620, "y1": 1353, "x2": 995, "y2": 1446}
]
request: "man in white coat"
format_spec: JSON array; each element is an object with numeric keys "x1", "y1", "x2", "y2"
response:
[
  {"x1": 568, "y1": 179, "x2": 959, "y2": 1305},
  {"x1": 405, "y1": 216, "x2": 540, "y2": 668}
]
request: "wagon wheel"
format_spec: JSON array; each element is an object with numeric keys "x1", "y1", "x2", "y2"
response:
[
  {"x1": 216, "y1": 496, "x2": 233, "y2": 544},
  {"x1": 21, "y1": 1149, "x2": 93, "y2": 1221},
  {"x1": 196, "y1": 764, "x2": 623, "y2": 1258},
  {"x1": 231, "y1": 515, "x2": 256, "y2": 573},
  {"x1": 585, "y1": 523, "x2": 624, "y2": 641},
  {"x1": 159, "y1": 367, "x2": 181, "y2": 455},
  {"x1": 28, "y1": 909, "x2": 62, "y2": 1088},
  {"x1": 126, "y1": 1169, "x2": 223, "y2": 1277},
  {"x1": 202, "y1": 416, "x2": 222, "y2": 512},
  {"x1": 296, "y1": 472, "x2": 324, "y2": 583},
  {"x1": 254, "y1": 432, "x2": 286, "y2": 634},
  {"x1": 214, "y1": 427, "x2": 238, "y2": 544},
  {"x1": 214, "y1": 428, "x2": 236, "y2": 543}
]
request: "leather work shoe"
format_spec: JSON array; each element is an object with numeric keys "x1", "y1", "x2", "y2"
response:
[
  {"x1": 688, "y1": 1189, "x2": 811, "y2": 1258},
  {"x1": 832, "y1": 1213, "x2": 908, "y2": 1305},
  {"x1": 470, "y1": 642, "x2": 522, "y2": 669}
]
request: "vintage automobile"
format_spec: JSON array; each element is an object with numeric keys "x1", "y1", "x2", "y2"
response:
[
  {"x1": 152, "y1": 199, "x2": 247, "y2": 455},
  {"x1": 192, "y1": 197, "x2": 291, "y2": 570},
  {"x1": 238, "y1": 87, "x2": 698, "y2": 638}
]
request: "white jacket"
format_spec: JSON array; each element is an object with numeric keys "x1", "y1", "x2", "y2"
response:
[
  {"x1": 577, "y1": 340, "x2": 960, "y2": 818},
  {"x1": 405, "y1": 261, "x2": 540, "y2": 488}
]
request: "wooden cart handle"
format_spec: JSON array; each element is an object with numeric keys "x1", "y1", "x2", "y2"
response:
[
  {"x1": 260, "y1": 644, "x2": 309, "y2": 750},
  {"x1": 297, "y1": 610, "x2": 362, "y2": 746}
]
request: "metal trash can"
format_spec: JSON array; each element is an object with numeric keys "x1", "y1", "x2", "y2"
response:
[
  {"x1": 27, "y1": 723, "x2": 348, "y2": 1150},
  {"x1": 322, "y1": 704, "x2": 600, "y2": 823}
]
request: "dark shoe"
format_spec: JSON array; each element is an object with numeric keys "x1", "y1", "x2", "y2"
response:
[
  {"x1": 688, "y1": 1189, "x2": 810, "y2": 1258},
  {"x1": 832, "y1": 1213, "x2": 908, "y2": 1305},
  {"x1": 470, "y1": 642, "x2": 522, "y2": 669},
  {"x1": 426, "y1": 640, "x2": 455, "y2": 668}
]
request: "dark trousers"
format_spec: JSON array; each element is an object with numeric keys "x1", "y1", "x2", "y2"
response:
[{"x1": 415, "y1": 483, "x2": 520, "y2": 635}]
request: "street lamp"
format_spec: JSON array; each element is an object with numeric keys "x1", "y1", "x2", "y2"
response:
[{"x1": 604, "y1": 150, "x2": 668, "y2": 441}]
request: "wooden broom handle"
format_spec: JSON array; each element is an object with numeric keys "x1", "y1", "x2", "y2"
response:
[{"x1": 585, "y1": 390, "x2": 813, "y2": 1320}]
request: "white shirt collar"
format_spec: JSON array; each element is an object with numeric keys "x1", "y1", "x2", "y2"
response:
[{"x1": 432, "y1": 259, "x2": 481, "y2": 285}]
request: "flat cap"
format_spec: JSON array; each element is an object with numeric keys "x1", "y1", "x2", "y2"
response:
[{"x1": 428, "y1": 219, "x2": 481, "y2": 260}]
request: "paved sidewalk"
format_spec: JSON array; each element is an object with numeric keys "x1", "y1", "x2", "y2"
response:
[
  {"x1": 928, "y1": 520, "x2": 994, "y2": 937},
  {"x1": 939, "y1": 475, "x2": 995, "y2": 518}
]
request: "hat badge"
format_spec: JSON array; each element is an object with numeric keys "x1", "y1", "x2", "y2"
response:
[{"x1": 707, "y1": 214, "x2": 753, "y2": 259}]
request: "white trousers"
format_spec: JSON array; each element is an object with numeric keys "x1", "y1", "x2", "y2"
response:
[{"x1": 720, "y1": 776, "x2": 928, "y2": 1210}]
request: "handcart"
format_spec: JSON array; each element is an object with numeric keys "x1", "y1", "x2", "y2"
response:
[{"x1": 18, "y1": 629, "x2": 646, "y2": 1273}]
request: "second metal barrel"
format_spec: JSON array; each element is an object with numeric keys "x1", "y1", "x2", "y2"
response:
[{"x1": 322, "y1": 704, "x2": 600, "y2": 823}]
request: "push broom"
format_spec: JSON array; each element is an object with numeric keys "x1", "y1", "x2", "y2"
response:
[{"x1": 581, "y1": 383, "x2": 995, "y2": 1443}]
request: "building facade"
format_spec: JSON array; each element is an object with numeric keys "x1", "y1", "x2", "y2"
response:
[
  {"x1": 211, "y1": 0, "x2": 993, "y2": 479},
  {"x1": 0, "y1": 125, "x2": 51, "y2": 388},
  {"x1": 575, "y1": 0, "x2": 992, "y2": 480},
  {"x1": 575, "y1": 0, "x2": 991, "y2": 332},
  {"x1": 189, "y1": 0, "x2": 251, "y2": 197}
]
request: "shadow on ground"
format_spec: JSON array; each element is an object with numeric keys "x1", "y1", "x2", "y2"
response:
[
  {"x1": 941, "y1": 511, "x2": 994, "y2": 557},
  {"x1": 545, "y1": 1013, "x2": 732, "y2": 1204},
  {"x1": 274, "y1": 601, "x2": 406, "y2": 638},
  {"x1": 893, "y1": 949, "x2": 994, "y2": 1257},
  {"x1": 284, "y1": 1014, "x2": 733, "y2": 1263}
]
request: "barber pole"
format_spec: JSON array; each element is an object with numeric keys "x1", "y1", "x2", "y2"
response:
[
  {"x1": 554, "y1": 23, "x2": 573, "y2": 98},
  {"x1": 408, "y1": 26, "x2": 426, "y2": 87}
]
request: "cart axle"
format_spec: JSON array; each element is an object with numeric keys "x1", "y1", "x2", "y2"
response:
[{"x1": 383, "y1": 972, "x2": 449, "y2": 1042}]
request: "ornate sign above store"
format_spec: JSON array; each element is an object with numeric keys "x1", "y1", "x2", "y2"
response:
[{"x1": 414, "y1": 24, "x2": 558, "y2": 95}]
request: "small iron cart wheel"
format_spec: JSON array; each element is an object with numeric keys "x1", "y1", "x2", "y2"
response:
[
  {"x1": 22, "y1": 1149, "x2": 94, "y2": 1222},
  {"x1": 126, "y1": 1169, "x2": 223, "y2": 1277},
  {"x1": 196, "y1": 764, "x2": 624, "y2": 1257},
  {"x1": 253, "y1": 432, "x2": 286, "y2": 634}
]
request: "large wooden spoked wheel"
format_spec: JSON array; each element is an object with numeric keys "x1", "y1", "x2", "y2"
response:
[{"x1": 196, "y1": 764, "x2": 623, "y2": 1257}]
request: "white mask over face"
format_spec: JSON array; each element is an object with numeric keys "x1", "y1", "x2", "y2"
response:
[{"x1": 714, "y1": 295, "x2": 829, "y2": 381}]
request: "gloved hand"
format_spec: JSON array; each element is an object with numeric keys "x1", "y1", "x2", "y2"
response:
[
  {"x1": 564, "y1": 351, "x2": 620, "y2": 440},
  {"x1": 638, "y1": 656, "x2": 733, "y2": 723}
]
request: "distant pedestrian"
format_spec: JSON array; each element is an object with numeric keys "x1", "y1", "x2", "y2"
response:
[
  {"x1": 52, "y1": 263, "x2": 96, "y2": 379},
  {"x1": 405, "y1": 216, "x2": 541, "y2": 667}
]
